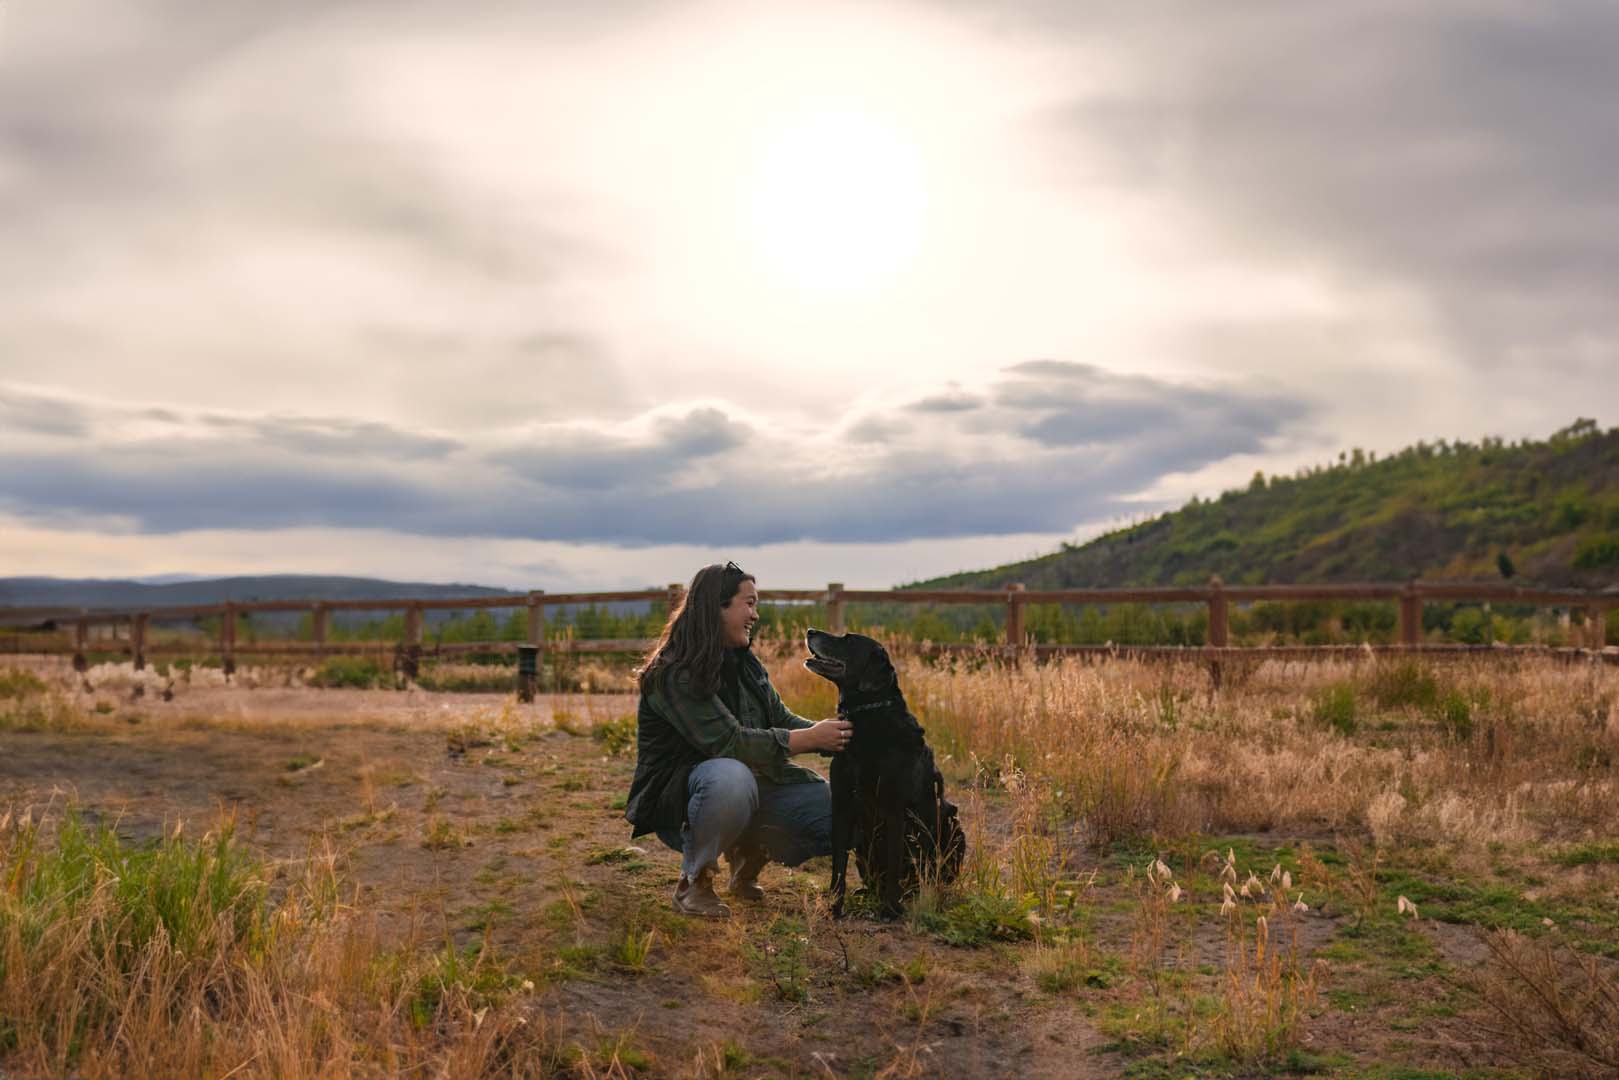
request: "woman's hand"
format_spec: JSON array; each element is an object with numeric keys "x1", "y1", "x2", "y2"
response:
[{"x1": 789, "y1": 718, "x2": 853, "y2": 755}]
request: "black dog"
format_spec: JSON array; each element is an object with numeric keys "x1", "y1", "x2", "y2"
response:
[{"x1": 804, "y1": 629, "x2": 965, "y2": 917}]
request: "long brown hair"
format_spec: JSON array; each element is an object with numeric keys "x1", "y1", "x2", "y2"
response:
[{"x1": 638, "y1": 562, "x2": 755, "y2": 698}]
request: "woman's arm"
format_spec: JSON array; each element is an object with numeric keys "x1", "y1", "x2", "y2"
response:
[{"x1": 654, "y1": 670, "x2": 797, "y2": 768}]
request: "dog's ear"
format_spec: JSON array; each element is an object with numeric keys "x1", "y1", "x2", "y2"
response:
[{"x1": 855, "y1": 647, "x2": 898, "y2": 693}]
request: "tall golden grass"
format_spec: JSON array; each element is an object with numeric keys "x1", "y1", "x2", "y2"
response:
[
  {"x1": 767, "y1": 647, "x2": 1619, "y2": 853},
  {"x1": 0, "y1": 808, "x2": 561, "y2": 1078}
]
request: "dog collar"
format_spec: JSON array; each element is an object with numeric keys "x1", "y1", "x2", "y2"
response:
[{"x1": 839, "y1": 693, "x2": 906, "y2": 717}]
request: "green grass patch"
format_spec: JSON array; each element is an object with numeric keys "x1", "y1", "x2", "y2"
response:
[
  {"x1": 1310, "y1": 682, "x2": 1359, "y2": 736},
  {"x1": 308, "y1": 656, "x2": 385, "y2": 689},
  {"x1": 1551, "y1": 839, "x2": 1619, "y2": 867}
]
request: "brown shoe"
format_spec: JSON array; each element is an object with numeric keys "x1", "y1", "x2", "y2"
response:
[
  {"x1": 673, "y1": 867, "x2": 731, "y2": 918},
  {"x1": 726, "y1": 845, "x2": 768, "y2": 902}
]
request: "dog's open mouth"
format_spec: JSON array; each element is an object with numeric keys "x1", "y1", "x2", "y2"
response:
[{"x1": 803, "y1": 655, "x2": 846, "y2": 679}]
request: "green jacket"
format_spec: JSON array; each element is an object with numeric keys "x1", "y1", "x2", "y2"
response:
[{"x1": 624, "y1": 648, "x2": 823, "y2": 838}]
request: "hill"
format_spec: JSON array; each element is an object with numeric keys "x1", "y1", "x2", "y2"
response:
[
  {"x1": 0, "y1": 574, "x2": 522, "y2": 612},
  {"x1": 914, "y1": 418, "x2": 1619, "y2": 591}
]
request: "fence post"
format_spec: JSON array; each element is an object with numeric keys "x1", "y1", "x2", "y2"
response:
[
  {"x1": 665, "y1": 583, "x2": 683, "y2": 624},
  {"x1": 312, "y1": 603, "x2": 328, "y2": 658},
  {"x1": 73, "y1": 614, "x2": 88, "y2": 673},
  {"x1": 1006, "y1": 583, "x2": 1027, "y2": 648},
  {"x1": 527, "y1": 590, "x2": 546, "y2": 649},
  {"x1": 828, "y1": 583, "x2": 846, "y2": 635},
  {"x1": 1398, "y1": 582, "x2": 1422, "y2": 647},
  {"x1": 516, "y1": 643, "x2": 539, "y2": 703},
  {"x1": 1207, "y1": 576, "x2": 1229, "y2": 647},
  {"x1": 132, "y1": 612, "x2": 149, "y2": 671},
  {"x1": 402, "y1": 604, "x2": 423, "y2": 681},
  {"x1": 221, "y1": 603, "x2": 237, "y2": 677},
  {"x1": 1587, "y1": 605, "x2": 1607, "y2": 651}
]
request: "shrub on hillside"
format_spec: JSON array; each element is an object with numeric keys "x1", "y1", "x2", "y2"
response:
[{"x1": 1573, "y1": 532, "x2": 1619, "y2": 569}]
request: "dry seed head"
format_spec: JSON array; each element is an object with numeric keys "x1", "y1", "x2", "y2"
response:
[
  {"x1": 1220, "y1": 896, "x2": 1237, "y2": 916},
  {"x1": 1397, "y1": 895, "x2": 1419, "y2": 919},
  {"x1": 1269, "y1": 863, "x2": 1282, "y2": 884},
  {"x1": 1292, "y1": 895, "x2": 1308, "y2": 914},
  {"x1": 1256, "y1": 914, "x2": 1269, "y2": 939},
  {"x1": 1281, "y1": 870, "x2": 1292, "y2": 891},
  {"x1": 1167, "y1": 883, "x2": 1183, "y2": 903}
]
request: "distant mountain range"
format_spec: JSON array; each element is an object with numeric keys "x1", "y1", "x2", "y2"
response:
[
  {"x1": 0, "y1": 575, "x2": 522, "y2": 613},
  {"x1": 911, "y1": 419, "x2": 1619, "y2": 591}
]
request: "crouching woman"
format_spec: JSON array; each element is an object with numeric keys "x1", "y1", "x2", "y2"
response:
[{"x1": 623, "y1": 562, "x2": 851, "y2": 917}]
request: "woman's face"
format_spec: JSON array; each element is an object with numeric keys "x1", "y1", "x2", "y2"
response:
[{"x1": 720, "y1": 578, "x2": 759, "y2": 648}]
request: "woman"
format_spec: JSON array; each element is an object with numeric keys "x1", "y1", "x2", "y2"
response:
[{"x1": 623, "y1": 561, "x2": 852, "y2": 917}]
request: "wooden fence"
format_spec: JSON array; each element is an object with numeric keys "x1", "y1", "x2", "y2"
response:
[{"x1": 2, "y1": 578, "x2": 1615, "y2": 675}]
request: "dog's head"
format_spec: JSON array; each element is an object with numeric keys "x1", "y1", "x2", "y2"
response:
[{"x1": 804, "y1": 629, "x2": 897, "y2": 696}]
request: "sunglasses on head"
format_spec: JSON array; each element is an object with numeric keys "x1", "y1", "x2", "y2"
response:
[{"x1": 722, "y1": 560, "x2": 745, "y2": 577}]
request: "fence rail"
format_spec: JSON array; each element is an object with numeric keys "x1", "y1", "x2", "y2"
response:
[{"x1": 2, "y1": 578, "x2": 1615, "y2": 675}]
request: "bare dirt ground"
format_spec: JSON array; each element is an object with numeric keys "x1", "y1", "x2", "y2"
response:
[
  {"x1": 1, "y1": 663, "x2": 1570, "y2": 1078},
  {"x1": 3, "y1": 679, "x2": 1118, "y2": 1078}
]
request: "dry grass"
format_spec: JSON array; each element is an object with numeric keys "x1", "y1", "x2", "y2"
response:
[
  {"x1": 0, "y1": 805, "x2": 562, "y2": 1078},
  {"x1": 3, "y1": 650, "x2": 1616, "y2": 1075},
  {"x1": 1466, "y1": 929, "x2": 1619, "y2": 1079},
  {"x1": 774, "y1": 648, "x2": 1619, "y2": 855}
]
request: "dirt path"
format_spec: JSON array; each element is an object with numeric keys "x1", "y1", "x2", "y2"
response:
[{"x1": 1, "y1": 686, "x2": 1123, "y2": 1078}]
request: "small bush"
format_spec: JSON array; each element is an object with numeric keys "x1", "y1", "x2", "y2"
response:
[
  {"x1": 0, "y1": 669, "x2": 47, "y2": 699},
  {"x1": 1431, "y1": 688, "x2": 1476, "y2": 741},
  {"x1": 594, "y1": 714, "x2": 637, "y2": 756},
  {"x1": 308, "y1": 656, "x2": 384, "y2": 689},
  {"x1": 1365, "y1": 661, "x2": 1438, "y2": 711},
  {"x1": 1310, "y1": 682, "x2": 1358, "y2": 736},
  {"x1": 1466, "y1": 929, "x2": 1619, "y2": 1079},
  {"x1": 1573, "y1": 532, "x2": 1619, "y2": 569}
]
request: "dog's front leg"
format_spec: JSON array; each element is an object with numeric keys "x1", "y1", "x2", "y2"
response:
[
  {"x1": 879, "y1": 805, "x2": 905, "y2": 919},
  {"x1": 828, "y1": 756, "x2": 854, "y2": 917}
]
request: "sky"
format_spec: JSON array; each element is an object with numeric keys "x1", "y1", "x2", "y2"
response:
[{"x1": 2, "y1": 0, "x2": 1616, "y2": 590}]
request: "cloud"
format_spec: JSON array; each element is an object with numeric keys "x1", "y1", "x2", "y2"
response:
[
  {"x1": 491, "y1": 406, "x2": 751, "y2": 491},
  {"x1": 1018, "y1": 1, "x2": 1619, "y2": 372},
  {"x1": 993, "y1": 361, "x2": 1304, "y2": 457},
  {"x1": 0, "y1": 386, "x2": 90, "y2": 437},
  {"x1": 0, "y1": 367, "x2": 1305, "y2": 545}
]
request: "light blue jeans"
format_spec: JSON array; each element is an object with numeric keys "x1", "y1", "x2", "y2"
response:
[{"x1": 655, "y1": 757, "x2": 832, "y2": 881}]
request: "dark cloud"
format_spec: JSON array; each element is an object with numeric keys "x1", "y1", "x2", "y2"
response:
[
  {"x1": 906, "y1": 391, "x2": 982, "y2": 413},
  {"x1": 0, "y1": 367, "x2": 1305, "y2": 544},
  {"x1": 490, "y1": 407, "x2": 751, "y2": 491},
  {"x1": 227, "y1": 416, "x2": 464, "y2": 461},
  {"x1": 0, "y1": 387, "x2": 90, "y2": 437},
  {"x1": 993, "y1": 361, "x2": 1303, "y2": 455}
]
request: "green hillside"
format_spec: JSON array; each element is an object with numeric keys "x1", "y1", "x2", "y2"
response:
[{"x1": 917, "y1": 418, "x2": 1619, "y2": 591}]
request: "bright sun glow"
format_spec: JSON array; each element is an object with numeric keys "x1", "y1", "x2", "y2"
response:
[{"x1": 746, "y1": 109, "x2": 927, "y2": 295}]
